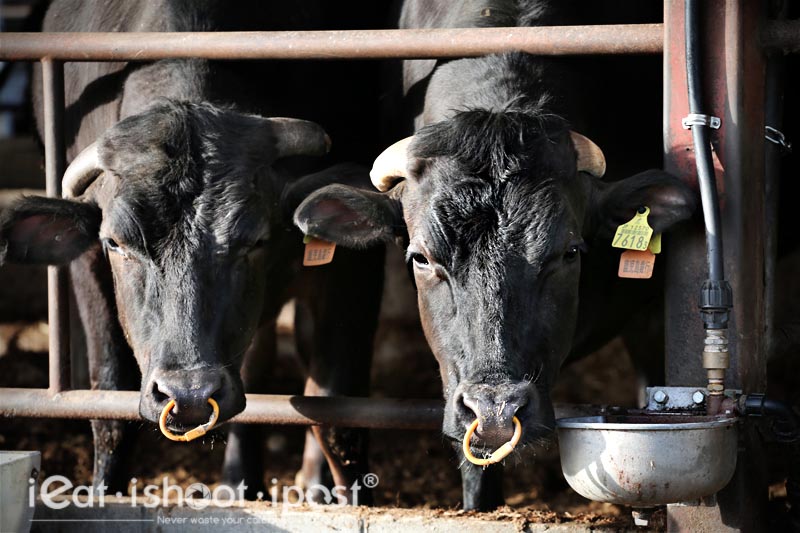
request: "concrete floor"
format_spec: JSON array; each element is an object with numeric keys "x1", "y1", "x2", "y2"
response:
[{"x1": 31, "y1": 497, "x2": 642, "y2": 533}]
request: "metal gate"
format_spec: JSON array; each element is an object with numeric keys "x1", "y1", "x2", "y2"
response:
[{"x1": 0, "y1": 20, "x2": 666, "y2": 427}]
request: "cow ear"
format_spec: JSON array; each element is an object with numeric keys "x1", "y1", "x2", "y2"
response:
[
  {"x1": 590, "y1": 169, "x2": 697, "y2": 241},
  {"x1": 0, "y1": 196, "x2": 101, "y2": 265},
  {"x1": 294, "y1": 183, "x2": 405, "y2": 249},
  {"x1": 282, "y1": 163, "x2": 375, "y2": 215}
]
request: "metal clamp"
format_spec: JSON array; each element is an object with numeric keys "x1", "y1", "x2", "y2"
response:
[
  {"x1": 682, "y1": 113, "x2": 721, "y2": 130},
  {"x1": 645, "y1": 386, "x2": 740, "y2": 412},
  {"x1": 765, "y1": 126, "x2": 793, "y2": 153}
]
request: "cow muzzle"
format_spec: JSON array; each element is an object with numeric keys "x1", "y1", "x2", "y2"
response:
[
  {"x1": 448, "y1": 379, "x2": 555, "y2": 458},
  {"x1": 141, "y1": 368, "x2": 245, "y2": 431},
  {"x1": 456, "y1": 382, "x2": 530, "y2": 448}
]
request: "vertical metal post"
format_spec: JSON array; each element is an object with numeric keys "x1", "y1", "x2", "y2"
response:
[
  {"x1": 41, "y1": 58, "x2": 70, "y2": 393},
  {"x1": 663, "y1": 1, "x2": 768, "y2": 531}
]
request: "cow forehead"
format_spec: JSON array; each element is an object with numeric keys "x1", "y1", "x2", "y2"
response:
[
  {"x1": 95, "y1": 108, "x2": 278, "y2": 254},
  {"x1": 409, "y1": 173, "x2": 567, "y2": 267},
  {"x1": 97, "y1": 99, "x2": 278, "y2": 214},
  {"x1": 103, "y1": 173, "x2": 268, "y2": 258}
]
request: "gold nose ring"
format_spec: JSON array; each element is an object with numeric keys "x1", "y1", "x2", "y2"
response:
[
  {"x1": 158, "y1": 398, "x2": 220, "y2": 442},
  {"x1": 462, "y1": 416, "x2": 522, "y2": 466}
]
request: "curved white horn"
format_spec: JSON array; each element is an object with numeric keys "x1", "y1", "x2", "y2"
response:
[
  {"x1": 370, "y1": 136, "x2": 413, "y2": 192},
  {"x1": 570, "y1": 131, "x2": 606, "y2": 178},
  {"x1": 63, "y1": 142, "x2": 102, "y2": 198}
]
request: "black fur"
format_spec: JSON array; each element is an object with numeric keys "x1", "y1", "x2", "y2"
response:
[{"x1": 410, "y1": 104, "x2": 572, "y2": 181}]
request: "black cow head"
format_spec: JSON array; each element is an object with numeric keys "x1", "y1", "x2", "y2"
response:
[
  {"x1": 295, "y1": 108, "x2": 695, "y2": 455},
  {"x1": 0, "y1": 100, "x2": 330, "y2": 430}
]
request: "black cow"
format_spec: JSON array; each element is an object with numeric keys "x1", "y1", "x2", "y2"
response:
[
  {"x1": 0, "y1": 0, "x2": 383, "y2": 502},
  {"x1": 295, "y1": 0, "x2": 695, "y2": 510}
]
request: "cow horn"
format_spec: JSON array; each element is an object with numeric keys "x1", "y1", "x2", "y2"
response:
[
  {"x1": 63, "y1": 141, "x2": 103, "y2": 199},
  {"x1": 570, "y1": 131, "x2": 606, "y2": 178},
  {"x1": 268, "y1": 118, "x2": 331, "y2": 159},
  {"x1": 370, "y1": 136, "x2": 413, "y2": 192}
]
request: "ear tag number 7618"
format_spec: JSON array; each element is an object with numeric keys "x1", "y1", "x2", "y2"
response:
[{"x1": 612, "y1": 206, "x2": 653, "y2": 251}]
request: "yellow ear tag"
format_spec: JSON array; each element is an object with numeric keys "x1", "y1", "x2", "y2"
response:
[
  {"x1": 612, "y1": 206, "x2": 653, "y2": 251},
  {"x1": 303, "y1": 236, "x2": 336, "y2": 266},
  {"x1": 648, "y1": 233, "x2": 662, "y2": 254}
]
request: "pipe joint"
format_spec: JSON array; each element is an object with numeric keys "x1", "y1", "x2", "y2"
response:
[
  {"x1": 703, "y1": 329, "x2": 729, "y2": 403},
  {"x1": 699, "y1": 280, "x2": 733, "y2": 329},
  {"x1": 703, "y1": 330, "x2": 729, "y2": 371}
]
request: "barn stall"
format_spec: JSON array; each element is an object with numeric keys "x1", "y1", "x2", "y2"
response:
[{"x1": 0, "y1": 1, "x2": 799, "y2": 531}]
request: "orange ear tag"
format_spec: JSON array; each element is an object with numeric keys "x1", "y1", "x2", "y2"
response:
[
  {"x1": 303, "y1": 236, "x2": 336, "y2": 266},
  {"x1": 618, "y1": 249, "x2": 656, "y2": 279}
]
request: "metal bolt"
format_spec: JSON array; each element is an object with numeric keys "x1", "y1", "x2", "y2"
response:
[
  {"x1": 693, "y1": 390, "x2": 706, "y2": 404},
  {"x1": 653, "y1": 390, "x2": 668, "y2": 404}
]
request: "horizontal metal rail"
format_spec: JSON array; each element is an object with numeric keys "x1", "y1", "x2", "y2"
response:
[
  {"x1": 0, "y1": 389, "x2": 590, "y2": 429},
  {"x1": 0, "y1": 25, "x2": 664, "y2": 61},
  {"x1": 0, "y1": 389, "x2": 443, "y2": 429}
]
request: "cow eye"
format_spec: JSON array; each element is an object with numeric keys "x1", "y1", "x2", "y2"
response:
[
  {"x1": 243, "y1": 239, "x2": 267, "y2": 253},
  {"x1": 564, "y1": 245, "x2": 581, "y2": 263},
  {"x1": 223, "y1": 239, "x2": 267, "y2": 258},
  {"x1": 103, "y1": 238, "x2": 126, "y2": 257},
  {"x1": 244, "y1": 240, "x2": 268, "y2": 257},
  {"x1": 411, "y1": 253, "x2": 430, "y2": 267}
]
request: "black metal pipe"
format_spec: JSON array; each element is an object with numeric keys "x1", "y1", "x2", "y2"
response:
[
  {"x1": 685, "y1": 0, "x2": 733, "y2": 336},
  {"x1": 743, "y1": 394, "x2": 800, "y2": 442},
  {"x1": 685, "y1": 0, "x2": 725, "y2": 285},
  {"x1": 763, "y1": 399, "x2": 800, "y2": 530},
  {"x1": 742, "y1": 394, "x2": 800, "y2": 528}
]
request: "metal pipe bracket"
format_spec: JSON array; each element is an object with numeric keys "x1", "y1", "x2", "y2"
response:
[{"x1": 682, "y1": 113, "x2": 721, "y2": 129}]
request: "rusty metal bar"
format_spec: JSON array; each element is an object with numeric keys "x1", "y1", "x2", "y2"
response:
[
  {"x1": 762, "y1": 19, "x2": 800, "y2": 54},
  {"x1": 0, "y1": 25, "x2": 664, "y2": 61},
  {"x1": 41, "y1": 58, "x2": 70, "y2": 394},
  {"x1": 0, "y1": 389, "x2": 441, "y2": 429},
  {"x1": 0, "y1": 389, "x2": 589, "y2": 429}
]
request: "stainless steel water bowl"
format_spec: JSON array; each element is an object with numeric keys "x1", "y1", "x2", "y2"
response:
[{"x1": 556, "y1": 413, "x2": 737, "y2": 506}]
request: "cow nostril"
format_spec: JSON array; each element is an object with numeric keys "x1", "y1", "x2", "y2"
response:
[
  {"x1": 459, "y1": 393, "x2": 482, "y2": 421},
  {"x1": 152, "y1": 382, "x2": 169, "y2": 404},
  {"x1": 512, "y1": 397, "x2": 528, "y2": 418},
  {"x1": 210, "y1": 379, "x2": 223, "y2": 401}
]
